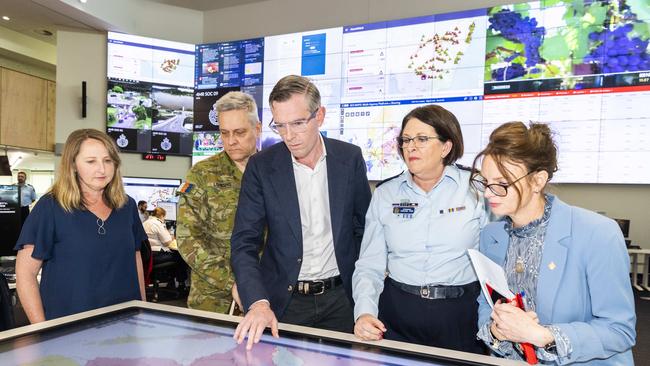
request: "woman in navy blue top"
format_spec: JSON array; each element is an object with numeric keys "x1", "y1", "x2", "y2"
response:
[{"x1": 15, "y1": 129, "x2": 147, "y2": 322}]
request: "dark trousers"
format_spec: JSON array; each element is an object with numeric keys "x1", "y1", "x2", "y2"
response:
[
  {"x1": 378, "y1": 278, "x2": 485, "y2": 354},
  {"x1": 280, "y1": 285, "x2": 354, "y2": 333},
  {"x1": 20, "y1": 206, "x2": 30, "y2": 225}
]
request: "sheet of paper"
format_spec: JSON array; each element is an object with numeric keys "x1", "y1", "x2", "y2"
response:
[{"x1": 467, "y1": 249, "x2": 515, "y2": 308}]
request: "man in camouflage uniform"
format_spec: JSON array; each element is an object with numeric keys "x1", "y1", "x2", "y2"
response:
[{"x1": 177, "y1": 91, "x2": 261, "y2": 313}]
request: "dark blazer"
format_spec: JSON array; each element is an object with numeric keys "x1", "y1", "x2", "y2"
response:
[{"x1": 231, "y1": 136, "x2": 371, "y2": 317}]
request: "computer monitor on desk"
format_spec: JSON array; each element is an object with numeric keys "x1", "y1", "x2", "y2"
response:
[{"x1": 613, "y1": 219, "x2": 632, "y2": 247}]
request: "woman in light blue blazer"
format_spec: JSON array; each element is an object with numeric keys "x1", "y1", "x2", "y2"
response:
[{"x1": 470, "y1": 122, "x2": 636, "y2": 365}]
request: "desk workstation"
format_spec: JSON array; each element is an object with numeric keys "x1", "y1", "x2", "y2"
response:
[{"x1": 629, "y1": 248, "x2": 650, "y2": 293}]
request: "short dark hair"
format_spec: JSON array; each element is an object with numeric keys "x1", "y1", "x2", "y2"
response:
[
  {"x1": 17, "y1": 171, "x2": 26, "y2": 177},
  {"x1": 398, "y1": 105, "x2": 464, "y2": 165},
  {"x1": 268, "y1": 75, "x2": 321, "y2": 112},
  {"x1": 137, "y1": 200, "x2": 147, "y2": 207}
]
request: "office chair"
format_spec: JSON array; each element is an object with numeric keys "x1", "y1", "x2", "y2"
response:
[{"x1": 141, "y1": 239, "x2": 179, "y2": 302}]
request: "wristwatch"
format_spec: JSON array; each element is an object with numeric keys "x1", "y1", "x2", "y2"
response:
[{"x1": 544, "y1": 339, "x2": 557, "y2": 353}]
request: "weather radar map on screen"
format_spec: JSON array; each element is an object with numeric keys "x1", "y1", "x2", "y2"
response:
[
  {"x1": 107, "y1": 0, "x2": 650, "y2": 183},
  {"x1": 0, "y1": 311, "x2": 466, "y2": 366}
]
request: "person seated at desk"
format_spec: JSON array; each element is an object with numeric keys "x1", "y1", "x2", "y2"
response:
[
  {"x1": 471, "y1": 122, "x2": 636, "y2": 364},
  {"x1": 143, "y1": 207, "x2": 187, "y2": 290},
  {"x1": 15, "y1": 129, "x2": 146, "y2": 323}
]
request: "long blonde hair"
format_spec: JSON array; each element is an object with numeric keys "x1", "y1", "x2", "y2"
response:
[{"x1": 50, "y1": 129, "x2": 127, "y2": 212}]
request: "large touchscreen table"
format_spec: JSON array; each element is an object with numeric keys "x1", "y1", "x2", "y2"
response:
[{"x1": 0, "y1": 301, "x2": 520, "y2": 365}]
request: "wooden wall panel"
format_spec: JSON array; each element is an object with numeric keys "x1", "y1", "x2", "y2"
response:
[
  {"x1": 0, "y1": 68, "x2": 49, "y2": 150},
  {"x1": 46, "y1": 80, "x2": 56, "y2": 151}
]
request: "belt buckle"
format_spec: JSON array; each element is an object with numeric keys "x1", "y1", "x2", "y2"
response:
[
  {"x1": 312, "y1": 280, "x2": 325, "y2": 295},
  {"x1": 419, "y1": 285, "x2": 430, "y2": 299}
]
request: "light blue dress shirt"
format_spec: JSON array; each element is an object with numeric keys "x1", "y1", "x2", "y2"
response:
[
  {"x1": 19, "y1": 183, "x2": 37, "y2": 207},
  {"x1": 353, "y1": 165, "x2": 488, "y2": 319}
]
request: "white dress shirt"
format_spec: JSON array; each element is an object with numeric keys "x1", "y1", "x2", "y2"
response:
[
  {"x1": 142, "y1": 216, "x2": 172, "y2": 252},
  {"x1": 292, "y1": 136, "x2": 339, "y2": 281}
]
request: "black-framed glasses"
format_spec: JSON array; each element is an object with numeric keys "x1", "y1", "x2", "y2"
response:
[
  {"x1": 397, "y1": 135, "x2": 441, "y2": 149},
  {"x1": 471, "y1": 171, "x2": 536, "y2": 197},
  {"x1": 268, "y1": 109, "x2": 318, "y2": 135}
]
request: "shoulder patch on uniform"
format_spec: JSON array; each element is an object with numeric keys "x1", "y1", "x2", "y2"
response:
[
  {"x1": 177, "y1": 181, "x2": 194, "y2": 194},
  {"x1": 376, "y1": 171, "x2": 404, "y2": 189},
  {"x1": 455, "y1": 163, "x2": 473, "y2": 172}
]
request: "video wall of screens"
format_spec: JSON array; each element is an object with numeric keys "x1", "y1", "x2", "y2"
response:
[
  {"x1": 107, "y1": 32, "x2": 195, "y2": 155},
  {"x1": 108, "y1": 0, "x2": 650, "y2": 183},
  {"x1": 123, "y1": 177, "x2": 181, "y2": 221}
]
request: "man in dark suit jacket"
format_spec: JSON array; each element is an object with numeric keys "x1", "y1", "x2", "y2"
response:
[{"x1": 231, "y1": 75, "x2": 371, "y2": 349}]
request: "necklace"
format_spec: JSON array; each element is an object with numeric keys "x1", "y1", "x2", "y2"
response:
[{"x1": 97, "y1": 218, "x2": 106, "y2": 235}]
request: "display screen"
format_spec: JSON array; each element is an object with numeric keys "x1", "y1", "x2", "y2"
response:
[
  {"x1": 0, "y1": 308, "x2": 493, "y2": 365},
  {"x1": 123, "y1": 177, "x2": 181, "y2": 221},
  {"x1": 107, "y1": 0, "x2": 650, "y2": 182},
  {"x1": 107, "y1": 32, "x2": 196, "y2": 155}
]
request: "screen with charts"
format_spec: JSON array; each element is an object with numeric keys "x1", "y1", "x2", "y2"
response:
[
  {"x1": 107, "y1": 0, "x2": 650, "y2": 183},
  {"x1": 191, "y1": 0, "x2": 650, "y2": 182},
  {"x1": 122, "y1": 177, "x2": 181, "y2": 221},
  {"x1": 0, "y1": 306, "x2": 499, "y2": 366},
  {"x1": 107, "y1": 32, "x2": 195, "y2": 155}
]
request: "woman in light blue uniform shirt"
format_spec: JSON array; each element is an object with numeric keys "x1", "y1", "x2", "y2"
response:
[
  {"x1": 352, "y1": 105, "x2": 488, "y2": 353},
  {"x1": 472, "y1": 122, "x2": 635, "y2": 364}
]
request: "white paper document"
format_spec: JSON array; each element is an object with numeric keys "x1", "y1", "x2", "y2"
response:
[{"x1": 467, "y1": 249, "x2": 515, "y2": 308}]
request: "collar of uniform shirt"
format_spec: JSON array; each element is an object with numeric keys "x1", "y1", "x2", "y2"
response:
[
  {"x1": 402, "y1": 164, "x2": 461, "y2": 192},
  {"x1": 291, "y1": 134, "x2": 328, "y2": 168}
]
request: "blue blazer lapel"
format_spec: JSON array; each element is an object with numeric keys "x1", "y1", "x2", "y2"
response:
[
  {"x1": 536, "y1": 198, "x2": 571, "y2": 322},
  {"x1": 270, "y1": 145, "x2": 302, "y2": 246},
  {"x1": 324, "y1": 137, "x2": 348, "y2": 247},
  {"x1": 484, "y1": 221, "x2": 510, "y2": 265}
]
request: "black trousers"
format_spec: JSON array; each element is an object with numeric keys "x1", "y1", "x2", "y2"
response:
[
  {"x1": 20, "y1": 206, "x2": 30, "y2": 225},
  {"x1": 280, "y1": 285, "x2": 354, "y2": 333},
  {"x1": 378, "y1": 278, "x2": 485, "y2": 354}
]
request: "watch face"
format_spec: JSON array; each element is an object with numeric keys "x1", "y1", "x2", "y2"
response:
[{"x1": 544, "y1": 342, "x2": 557, "y2": 353}]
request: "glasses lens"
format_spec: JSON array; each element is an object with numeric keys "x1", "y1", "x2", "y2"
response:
[
  {"x1": 471, "y1": 179, "x2": 486, "y2": 192},
  {"x1": 490, "y1": 185, "x2": 508, "y2": 197}
]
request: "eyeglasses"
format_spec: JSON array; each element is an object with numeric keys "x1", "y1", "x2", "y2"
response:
[
  {"x1": 397, "y1": 135, "x2": 441, "y2": 149},
  {"x1": 269, "y1": 109, "x2": 318, "y2": 135},
  {"x1": 471, "y1": 171, "x2": 536, "y2": 197}
]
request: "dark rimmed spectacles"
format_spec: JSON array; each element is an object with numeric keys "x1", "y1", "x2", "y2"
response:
[
  {"x1": 269, "y1": 109, "x2": 318, "y2": 135},
  {"x1": 397, "y1": 135, "x2": 442, "y2": 149},
  {"x1": 471, "y1": 171, "x2": 536, "y2": 197}
]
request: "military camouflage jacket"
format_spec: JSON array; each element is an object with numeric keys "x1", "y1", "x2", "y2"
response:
[{"x1": 177, "y1": 151, "x2": 242, "y2": 313}]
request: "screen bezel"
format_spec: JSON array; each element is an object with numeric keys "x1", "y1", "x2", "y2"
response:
[{"x1": 0, "y1": 301, "x2": 519, "y2": 366}]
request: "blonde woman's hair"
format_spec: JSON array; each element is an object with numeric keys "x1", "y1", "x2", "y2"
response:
[{"x1": 50, "y1": 129, "x2": 127, "y2": 212}]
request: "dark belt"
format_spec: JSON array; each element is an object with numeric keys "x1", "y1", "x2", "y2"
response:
[
  {"x1": 389, "y1": 277, "x2": 478, "y2": 300},
  {"x1": 294, "y1": 275, "x2": 342, "y2": 295}
]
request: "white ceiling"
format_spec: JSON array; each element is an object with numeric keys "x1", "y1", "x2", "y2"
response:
[
  {"x1": 147, "y1": 0, "x2": 264, "y2": 11},
  {"x1": 0, "y1": 0, "x2": 101, "y2": 45},
  {"x1": 0, "y1": 0, "x2": 267, "y2": 46},
  {"x1": 6, "y1": 149, "x2": 55, "y2": 172}
]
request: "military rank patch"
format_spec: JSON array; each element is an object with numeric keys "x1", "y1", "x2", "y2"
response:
[
  {"x1": 178, "y1": 181, "x2": 194, "y2": 194},
  {"x1": 392, "y1": 201, "x2": 418, "y2": 219},
  {"x1": 438, "y1": 205, "x2": 466, "y2": 215}
]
